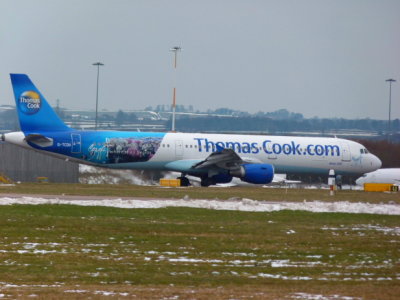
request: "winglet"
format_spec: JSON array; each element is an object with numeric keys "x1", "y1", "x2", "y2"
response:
[{"x1": 10, "y1": 74, "x2": 71, "y2": 132}]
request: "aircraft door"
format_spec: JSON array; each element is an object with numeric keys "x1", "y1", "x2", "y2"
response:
[
  {"x1": 340, "y1": 142, "x2": 351, "y2": 162},
  {"x1": 71, "y1": 133, "x2": 82, "y2": 153},
  {"x1": 175, "y1": 140, "x2": 184, "y2": 158}
]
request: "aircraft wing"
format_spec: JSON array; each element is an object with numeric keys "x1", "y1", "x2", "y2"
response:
[
  {"x1": 192, "y1": 148, "x2": 244, "y2": 171},
  {"x1": 164, "y1": 148, "x2": 254, "y2": 174}
]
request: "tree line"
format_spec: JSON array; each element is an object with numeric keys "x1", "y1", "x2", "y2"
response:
[
  {"x1": 1, "y1": 106, "x2": 399, "y2": 141},
  {"x1": 174, "y1": 115, "x2": 399, "y2": 135}
]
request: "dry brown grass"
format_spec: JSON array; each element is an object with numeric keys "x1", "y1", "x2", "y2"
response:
[{"x1": 1, "y1": 284, "x2": 400, "y2": 299}]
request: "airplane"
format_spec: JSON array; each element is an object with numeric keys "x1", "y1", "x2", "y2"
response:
[
  {"x1": 1, "y1": 74, "x2": 382, "y2": 187},
  {"x1": 356, "y1": 168, "x2": 400, "y2": 185}
]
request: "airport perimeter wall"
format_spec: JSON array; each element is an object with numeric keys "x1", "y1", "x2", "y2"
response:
[{"x1": 0, "y1": 143, "x2": 79, "y2": 183}]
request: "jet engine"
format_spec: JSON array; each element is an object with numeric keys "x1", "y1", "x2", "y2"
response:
[{"x1": 230, "y1": 164, "x2": 274, "y2": 184}]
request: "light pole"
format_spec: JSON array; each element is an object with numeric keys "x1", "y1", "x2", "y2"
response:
[
  {"x1": 170, "y1": 46, "x2": 182, "y2": 132},
  {"x1": 386, "y1": 78, "x2": 396, "y2": 140},
  {"x1": 93, "y1": 62, "x2": 104, "y2": 130}
]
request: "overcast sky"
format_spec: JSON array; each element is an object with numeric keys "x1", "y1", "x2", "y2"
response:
[{"x1": 1, "y1": 0, "x2": 399, "y2": 119}]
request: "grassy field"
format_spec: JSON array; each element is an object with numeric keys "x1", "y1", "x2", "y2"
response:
[
  {"x1": 0, "y1": 182, "x2": 399, "y2": 204},
  {"x1": 0, "y1": 201, "x2": 399, "y2": 299}
]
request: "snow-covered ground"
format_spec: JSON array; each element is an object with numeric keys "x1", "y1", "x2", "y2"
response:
[
  {"x1": 79, "y1": 165, "x2": 363, "y2": 190},
  {"x1": 79, "y1": 164, "x2": 160, "y2": 185},
  {"x1": 0, "y1": 196, "x2": 399, "y2": 215}
]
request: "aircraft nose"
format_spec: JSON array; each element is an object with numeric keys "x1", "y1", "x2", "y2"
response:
[{"x1": 371, "y1": 154, "x2": 382, "y2": 170}]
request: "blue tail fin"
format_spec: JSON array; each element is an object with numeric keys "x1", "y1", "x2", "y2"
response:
[{"x1": 10, "y1": 74, "x2": 71, "y2": 132}]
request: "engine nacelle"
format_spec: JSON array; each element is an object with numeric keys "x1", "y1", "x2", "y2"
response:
[{"x1": 231, "y1": 164, "x2": 274, "y2": 184}]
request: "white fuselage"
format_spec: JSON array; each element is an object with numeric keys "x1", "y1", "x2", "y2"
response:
[
  {"x1": 150, "y1": 133, "x2": 381, "y2": 175},
  {"x1": 356, "y1": 168, "x2": 400, "y2": 185}
]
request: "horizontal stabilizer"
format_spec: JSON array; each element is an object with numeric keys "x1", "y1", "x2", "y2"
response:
[{"x1": 25, "y1": 134, "x2": 54, "y2": 147}]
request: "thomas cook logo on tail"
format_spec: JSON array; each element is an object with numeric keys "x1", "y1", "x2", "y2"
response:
[{"x1": 19, "y1": 91, "x2": 41, "y2": 114}]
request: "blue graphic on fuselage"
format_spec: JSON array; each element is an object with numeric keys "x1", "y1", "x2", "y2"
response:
[
  {"x1": 104, "y1": 136, "x2": 161, "y2": 163},
  {"x1": 25, "y1": 131, "x2": 165, "y2": 165}
]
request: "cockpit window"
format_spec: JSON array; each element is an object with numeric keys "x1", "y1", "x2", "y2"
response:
[{"x1": 360, "y1": 148, "x2": 369, "y2": 154}]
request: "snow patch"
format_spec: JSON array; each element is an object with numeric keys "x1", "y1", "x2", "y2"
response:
[
  {"x1": 0, "y1": 196, "x2": 399, "y2": 215},
  {"x1": 290, "y1": 293, "x2": 361, "y2": 300},
  {"x1": 79, "y1": 164, "x2": 157, "y2": 185},
  {"x1": 321, "y1": 225, "x2": 400, "y2": 236}
]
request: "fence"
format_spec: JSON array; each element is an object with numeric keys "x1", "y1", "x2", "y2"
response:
[{"x1": 0, "y1": 142, "x2": 79, "y2": 183}]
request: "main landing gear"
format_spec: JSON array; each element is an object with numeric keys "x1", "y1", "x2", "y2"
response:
[
  {"x1": 177, "y1": 176, "x2": 190, "y2": 187},
  {"x1": 200, "y1": 176, "x2": 216, "y2": 187}
]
